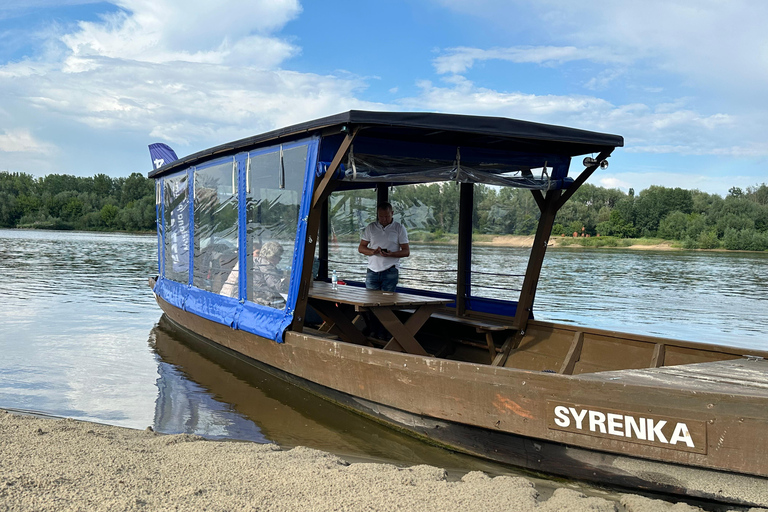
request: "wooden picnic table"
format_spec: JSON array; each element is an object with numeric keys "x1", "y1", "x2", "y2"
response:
[{"x1": 308, "y1": 282, "x2": 451, "y2": 356}]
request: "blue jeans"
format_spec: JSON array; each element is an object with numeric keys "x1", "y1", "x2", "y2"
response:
[{"x1": 366, "y1": 266, "x2": 399, "y2": 292}]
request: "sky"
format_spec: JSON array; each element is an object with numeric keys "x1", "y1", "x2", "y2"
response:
[{"x1": 0, "y1": 0, "x2": 766, "y2": 196}]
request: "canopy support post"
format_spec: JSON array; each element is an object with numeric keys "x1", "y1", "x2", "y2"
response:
[
  {"x1": 312, "y1": 128, "x2": 358, "y2": 209},
  {"x1": 456, "y1": 183, "x2": 473, "y2": 316},
  {"x1": 511, "y1": 189, "x2": 562, "y2": 335},
  {"x1": 294, "y1": 131, "x2": 358, "y2": 333},
  {"x1": 506, "y1": 151, "x2": 612, "y2": 352},
  {"x1": 377, "y1": 183, "x2": 388, "y2": 206},
  {"x1": 318, "y1": 199, "x2": 329, "y2": 280},
  {"x1": 531, "y1": 190, "x2": 545, "y2": 211}
]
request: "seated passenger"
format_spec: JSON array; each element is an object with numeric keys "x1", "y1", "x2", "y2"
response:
[{"x1": 253, "y1": 241, "x2": 288, "y2": 306}]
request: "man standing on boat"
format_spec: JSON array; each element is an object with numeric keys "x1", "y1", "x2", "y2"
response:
[{"x1": 358, "y1": 202, "x2": 410, "y2": 292}]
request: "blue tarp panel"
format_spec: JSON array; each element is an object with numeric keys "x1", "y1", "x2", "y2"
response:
[
  {"x1": 185, "y1": 286, "x2": 239, "y2": 327},
  {"x1": 154, "y1": 278, "x2": 187, "y2": 310}
]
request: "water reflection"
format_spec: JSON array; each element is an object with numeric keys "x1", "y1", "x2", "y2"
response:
[{"x1": 149, "y1": 316, "x2": 516, "y2": 473}]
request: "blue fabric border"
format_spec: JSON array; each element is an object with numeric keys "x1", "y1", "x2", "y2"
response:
[{"x1": 158, "y1": 178, "x2": 164, "y2": 276}]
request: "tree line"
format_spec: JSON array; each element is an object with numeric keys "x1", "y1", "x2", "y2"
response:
[
  {"x1": 0, "y1": 171, "x2": 155, "y2": 232},
  {"x1": 1, "y1": 170, "x2": 767, "y2": 251},
  {"x1": 387, "y1": 181, "x2": 768, "y2": 251}
]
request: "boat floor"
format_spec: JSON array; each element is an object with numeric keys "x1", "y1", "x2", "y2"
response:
[{"x1": 579, "y1": 357, "x2": 768, "y2": 397}]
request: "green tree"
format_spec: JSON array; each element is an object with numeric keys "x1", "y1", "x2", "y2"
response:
[
  {"x1": 100, "y1": 204, "x2": 120, "y2": 228},
  {"x1": 657, "y1": 211, "x2": 689, "y2": 240},
  {"x1": 121, "y1": 172, "x2": 153, "y2": 207},
  {"x1": 634, "y1": 186, "x2": 693, "y2": 236}
]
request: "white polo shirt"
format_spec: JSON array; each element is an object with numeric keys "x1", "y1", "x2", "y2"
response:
[{"x1": 361, "y1": 220, "x2": 409, "y2": 272}]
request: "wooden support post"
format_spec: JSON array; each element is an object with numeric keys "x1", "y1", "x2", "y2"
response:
[
  {"x1": 293, "y1": 130, "x2": 357, "y2": 333},
  {"x1": 377, "y1": 183, "x2": 388, "y2": 206},
  {"x1": 512, "y1": 189, "x2": 562, "y2": 334},
  {"x1": 318, "y1": 198, "x2": 329, "y2": 280},
  {"x1": 531, "y1": 190, "x2": 545, "y2": 212},
  {"x1": 312, "y1": 128, "x2": 357, "y2": 209},
  {"x1": 493, "y1": 330, "x2": 524, "y2": 367},
  {"x1": 484, "y1": 331, "x2": 496, "y2": 363},
  {"x1": 456, "y1": 183, "x2": 473, "y2": 316},
  {"x1": 559, "y1": 331, "x2": 584, "y2": 375}
]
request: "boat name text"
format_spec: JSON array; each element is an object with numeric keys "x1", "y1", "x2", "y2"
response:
[{"x1": 546, "y1": 401, "x2": 707, "y2": 454}]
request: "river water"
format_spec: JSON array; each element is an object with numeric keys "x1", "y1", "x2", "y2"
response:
[{"x1": 1, "y1": 229, "x2": 766, "y2": 473}]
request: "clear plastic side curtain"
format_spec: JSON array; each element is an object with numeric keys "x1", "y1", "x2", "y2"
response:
[
  {"x1": 163, "y1": 172, "x2": 189, "y2": 284},
  {"x1": 153, "y1": 137, "x2": 320, "y2": 343},
  {"x1": 191, "y1": 158, "x2": 238, "y2": 296},
  {"x1": 236, "y1": 137, "x2": 320, "y2": 342}
]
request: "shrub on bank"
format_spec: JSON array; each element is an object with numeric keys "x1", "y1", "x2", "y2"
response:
[{"x1": 723, "y1": 228, "x2": 768, "y2": 251}]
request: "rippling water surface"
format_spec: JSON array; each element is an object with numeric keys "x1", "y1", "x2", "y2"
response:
[{"x1": 1, "y1": 229, "x2": 767, "y2": 471}]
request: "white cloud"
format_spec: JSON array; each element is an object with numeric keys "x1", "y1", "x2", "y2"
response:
[
  {"x1": 0, "y1": 129, "x2": 54, "y2": 154},
  {"x1": 60, "y1": 0, "x2": 302, "y2": 66},
  {"x1": 0, "y1": 0, "x2": 383, "y2": 171},
  {"x1": 433, "y1": 0, "x2": 768, "y2": 101},
  {"x1": 1, "y1": 0, "x2": 764, "y2": 198},
  {"x1": 598, "y1": 177, "x2": 631, "y2": 190},
  {"x1": 396, "y1": 77, "x2": 765, "y2": 158},
  {"x1": 433, "y1": 45, "x2": 625, "y2": 74}
]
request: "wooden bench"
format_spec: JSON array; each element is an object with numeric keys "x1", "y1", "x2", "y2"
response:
[{"x1": 401, "y1": 308, "x2": 517, "y2": 364}]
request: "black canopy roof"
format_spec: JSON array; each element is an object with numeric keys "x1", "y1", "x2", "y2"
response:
[{"x1": 148, "y1": 110, "x2": 623, "y2": 179}]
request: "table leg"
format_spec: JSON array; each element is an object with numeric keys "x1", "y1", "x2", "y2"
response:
[
  {"x1": 485, "y1": 331, "x2": 496, "y2": 363},
  {"x1": 309, "y1": 299, "x2": 373, "y2": 347},
  {"x1": 372, "y1": 306, "x2": 431, "y2": 356}
]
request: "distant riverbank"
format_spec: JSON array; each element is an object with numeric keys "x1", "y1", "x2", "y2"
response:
[
  {"x1": 478, "y1": 235, "x2": 679, "y2": 251},
  {"x1": 7, "y1": 227, "x2": 766, "y2": 253},
  {"x1": 409, "y1": 233, "x2": 735, "y2": 252}
]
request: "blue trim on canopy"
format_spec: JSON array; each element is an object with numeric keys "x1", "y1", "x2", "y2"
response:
[
  {"x1": 158, "y1": 178, "x2": 164, "y2": 277},
  {"x1": 236, "y1": 153, "x2": 248, "y2": 302}
]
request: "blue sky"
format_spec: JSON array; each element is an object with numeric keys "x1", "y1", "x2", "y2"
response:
[{"x1": 0, "y1": 0, "x2": 766, "y2": 195}]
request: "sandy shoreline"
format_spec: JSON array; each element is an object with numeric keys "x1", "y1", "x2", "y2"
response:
[
  {"x1": 475, "y1": 235, "x2": 678, "y2": 251},
  {"x1": 2, "y1": 410, "x2": 763, "y2": 512}
]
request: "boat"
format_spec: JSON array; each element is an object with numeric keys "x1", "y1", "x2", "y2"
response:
[{"x1": 147, "y1": 111, "x2": 768, "y2": 506}]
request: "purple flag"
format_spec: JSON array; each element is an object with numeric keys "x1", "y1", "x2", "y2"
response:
[{"x1": 149, "y1": 143, "x2": 179, "y2": 170}]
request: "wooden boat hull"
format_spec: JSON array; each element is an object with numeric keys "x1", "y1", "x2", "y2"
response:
[{"x1": 156, "y1": 294, "x2": 768, "y2": 507}]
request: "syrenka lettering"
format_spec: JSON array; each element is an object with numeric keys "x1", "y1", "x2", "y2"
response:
[{"x1": 546, "y1": 401, "x2": 707, "y2": 454}]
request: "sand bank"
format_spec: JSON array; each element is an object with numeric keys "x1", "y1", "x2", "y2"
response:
[
  {"x1": 475, "y1": 235, "x2": 677, "y2": 251},
  {"x1": 2, "y1": 411, "x2": 763, "y2": 512}
]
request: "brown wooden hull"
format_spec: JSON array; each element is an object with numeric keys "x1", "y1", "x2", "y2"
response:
[{"x1": 156, "y1": 294, "x2": 768, "y2": 506}]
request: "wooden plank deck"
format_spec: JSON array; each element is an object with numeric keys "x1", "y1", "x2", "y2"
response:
[{"x1": 579, "y1": 357, "x2": 768, "y2": 397}]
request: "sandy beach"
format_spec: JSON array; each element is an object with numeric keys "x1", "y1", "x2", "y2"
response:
[
  {"x1": 1, "y1": 410, "x2": 763, "y2": 512},
  {"x1": 475, "y1": 235, "x2": 678, "y2": 251}
]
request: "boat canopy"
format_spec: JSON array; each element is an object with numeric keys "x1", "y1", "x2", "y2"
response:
[
  {"x1": 150, "y1": 111, "x2": 622, "y2": 190},
  {"x1": 149, "y1": 111, "x2": 623, "y2": 343}
]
